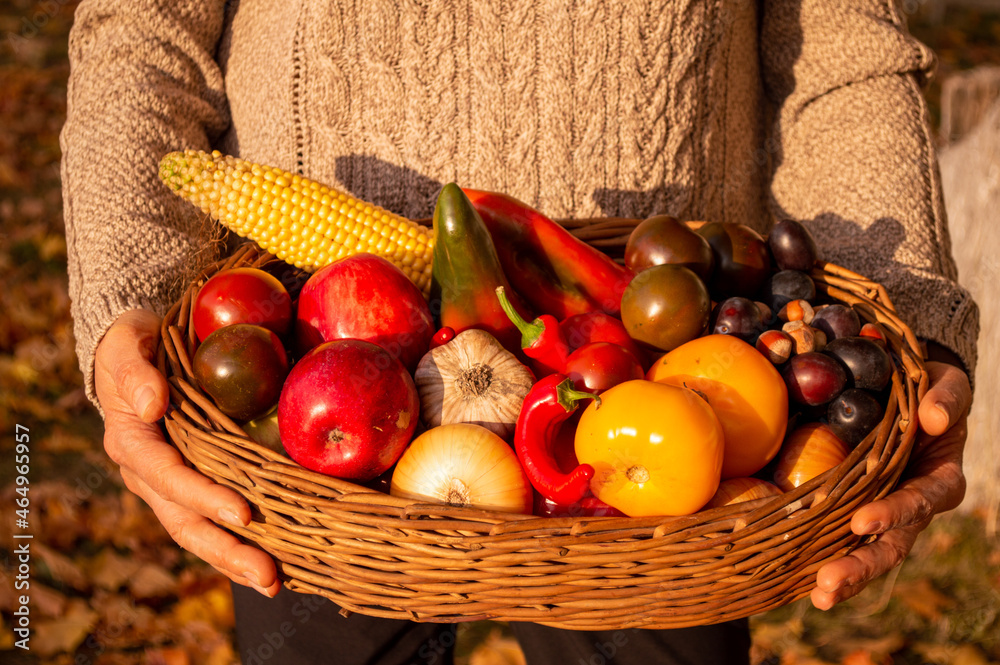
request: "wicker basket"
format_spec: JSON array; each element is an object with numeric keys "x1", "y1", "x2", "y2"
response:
[{"x1": 157, "y1": 218, "x2": 927, "y2": 630}]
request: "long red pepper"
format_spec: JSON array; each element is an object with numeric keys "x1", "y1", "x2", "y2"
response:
[
  {"x1": 495, "y1": 286, "x2": 570, "y2": 377},
  {"x1": 515, "y1": 374, "x2": 598, "y2": 505},
  {"x1": 463, "y1": 188, "x2": 634, "y2": 319}
]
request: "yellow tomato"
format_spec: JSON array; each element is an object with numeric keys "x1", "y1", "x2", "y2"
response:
[
  {"x1": 574, "y1": 380, "x2": 724, "y2": 517},
  {"x1": 646, "y1": 334, "x2": 788, "y2": 479}
]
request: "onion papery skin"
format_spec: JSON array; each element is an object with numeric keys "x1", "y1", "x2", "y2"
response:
[
  {"x1": 390, "y1": 423, "x2": 533, "y2": 514},
  {"x1": 773, "y1": 423, "x2": 850, "y2": 492},
  {"x1": 705, "y1": 477, "x2": 783, "y2": 508}
]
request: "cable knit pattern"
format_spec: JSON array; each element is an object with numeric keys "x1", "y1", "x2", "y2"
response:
[{"x1": 62, "y1": 0, "x2": 979, "y2": 409}]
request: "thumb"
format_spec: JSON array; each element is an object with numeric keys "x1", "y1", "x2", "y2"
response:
[
  {"x1": 96, "y1": 309, "x2": 170, "y2": 423},
  {"x1": 917, "y1": 361, "x2": 972, "y2": 438}
]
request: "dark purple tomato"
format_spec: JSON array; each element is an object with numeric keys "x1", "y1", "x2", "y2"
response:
[
  {"x1": 193, "y1": 324, "x2": 289, "y2": 421},
  {"x1": 811, "y1": 304, "x2": 861, "y2": 340},
  {"x1": 768, "y1": 219, "x2": 820, "y2": 272},
  {"x1": 625, "y1": 215, "x2": 715, "y2": 281},
  {"x1": 697, "y1": 222, "x2": 772, "y2": 299},
  {"x1": 760, "y1": 270, "x2": 816, "y2": 313},
  {"x1": 823, "y1": 336, "x2": 893, "y2": 391},
  {"x1": 782, "y1": 352, "x2": 848, "y2": 407},
  {"x1": 710, "y1": 297, "x2": 766, "y2": 342},
  {"x1": 193, "y1": 268, "x2": 293, "y2": 342},
  {"x1": 826, "y1": 388, "x2": 885, "y2": 447},
  {"x1": 620, "y1": 264, "x2": 711, "y2": 352},
  {"x1": 563, "y1": 342, "x2": 645, "y2": 393}
]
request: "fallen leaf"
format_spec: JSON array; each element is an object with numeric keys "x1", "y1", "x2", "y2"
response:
[
  {"x1": 0, "y1": 616, "x2": 15, "y2": 650},
  {"x1": 841, "y1": 650, "x2": 892, "y2": 665},
  {"x1": 32, "y1": 598, "x2": 99, "y2": 657},
  {"x1": 33, "y1": 583, "x2": 69, "y2": 618},
  {"x1": 470, "y1": 629, "x2": 527, "y2": 665},
  {"x1": 145, "y1": 647, "x2": 190, "y2": 665},
  {"x1": 128, "y1": 562, "x2": 178, "y2": 600},
  {"x1": 90, "y1": 592, "x2": 160, "y2": 650},
  {"x1": 913, "y1": 642, "x2": 993, "y2": 665},
  {"x1": 781, "y1": 654, "x2": 836, "y2": 665},
  {"x1": 834, "y1": 633, "x2": 906, "y2": 662},
  {"x1": 88, "y1": 549, "x2": 143, "y2": 591},
  {"x1": 34, "y1": 542, "x2": 89, "y2": 591},
  {"x1": 41, "y1": 424, "x2": 96, "y2": 452},
  {"x1": 895, "y1": 578, "x2": 957, "y2": 622},
  {"x1": 204, "y1": 640, "x2": 238, "y2": 665}
]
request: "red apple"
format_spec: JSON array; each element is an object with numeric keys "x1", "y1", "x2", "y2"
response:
[
  {"x1": 295, "y1": 254, "x2": 434, "y2": 372},
  {"x1": 278, "y1": 339, "x2": 420, "y2": 481}
]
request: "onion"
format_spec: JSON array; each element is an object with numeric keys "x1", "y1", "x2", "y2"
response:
[
  {"x1": 773, "y1": 423, "x2": 850, "y2": 492},
  {"x1": 705, "y1": 477, "x2": 783, "y2": 508},
  {"x1": 390, "y1": 423, "x2": 533, "y2": 514}
]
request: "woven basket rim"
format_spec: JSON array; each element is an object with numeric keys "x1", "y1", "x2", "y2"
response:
[{"x1": 157, "y1": 218, "x2": 927, "y2": 630}]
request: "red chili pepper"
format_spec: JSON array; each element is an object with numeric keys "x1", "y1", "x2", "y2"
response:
[
  {"x1": 429, "y1": 326, "x2": 456, "y2": 349},
  {"x1": 495, "y1": 286, "x2": 570, "y2": 377},
  {"x1": 560, "y1": 311, "x2": 649, "y2": 369},
  {"x1": 463, "y1": 188, "x2": 634, "y2": 319},
  {"x1": 533, "y1": 493, "x2": 626, "y2": 518},
  {"x1": 515, "y1": 374, "x2": 598, "y2": 505}
]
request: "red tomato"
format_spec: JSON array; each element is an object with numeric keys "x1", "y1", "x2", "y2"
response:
[
  {"x1": 564, "y1": 342, "x2": 644, "y2": 393},
  {"x1": 559, "y1": 312, "x2": 648, "y2": 368},
  {"x1": 193, "y1": 268, "x2": 293, "y2": 342}
]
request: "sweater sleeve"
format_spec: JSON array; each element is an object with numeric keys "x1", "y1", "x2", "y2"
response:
[
  {"x1": 61, "y1": 0, "x2": 231, "y2": 411},
  {"x1": 760, "y1": 0, "x2": 979, "y2": 383}
]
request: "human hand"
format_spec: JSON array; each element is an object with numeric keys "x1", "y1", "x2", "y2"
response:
[
  {"x1": 811, "y1": 360, "x2": 971, "y2": 610},
  {"x1": 95, "y1": 308, "x2": 280, "y2": 597}
]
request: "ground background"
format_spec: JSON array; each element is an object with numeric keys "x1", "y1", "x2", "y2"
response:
[{"x1": 1, "y1": 1, "x2": 998, "y2": 663}]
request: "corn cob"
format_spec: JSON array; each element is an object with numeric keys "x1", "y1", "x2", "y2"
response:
[{"x1": 158, "y1": 150, "x2": 434, "y2": 293}]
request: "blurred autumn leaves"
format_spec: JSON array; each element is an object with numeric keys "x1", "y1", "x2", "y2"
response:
[{"x1": 2, "y1": 1, "x2": 999, "y2": 664}]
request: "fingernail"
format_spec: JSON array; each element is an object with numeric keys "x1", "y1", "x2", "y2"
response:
[
  {"x1": 243, "y1": 573, "x2": 274, "y2": 597},
  {"x1": 134, "y1": 386, "x2": 156, "y2": 420},
  {"x1": 860, "y1": 520, "x2": 885, "y2": 535},
  {"x1": 935, "y1": 402, "x2": 950, "y2": 423},
  {"x1": 218, "y1": 508, "x2": 245, "y2": 528}
]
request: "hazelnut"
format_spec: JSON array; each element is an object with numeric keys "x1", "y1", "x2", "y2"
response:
[
  {"x1": 782, "y1": 320, "x2": 819, "y2": 354},
  {"x1": 754, "y1": 301, "x2": 774, "y2": 325},
  {"x1": 756, "y1": 329, "x2": 794, "y2": 365},
  {"x1": 778, "y1": 299, "x2": 815, "y2": 324},
  {"x1": 859, "y1": 322, "x2": 888, "y2": 348}
]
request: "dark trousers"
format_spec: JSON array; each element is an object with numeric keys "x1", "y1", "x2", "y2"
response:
[{"x1": 232, "y1": 584, "x2": 751, "y2": 665}]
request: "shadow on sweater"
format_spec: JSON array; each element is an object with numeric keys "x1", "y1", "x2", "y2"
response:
[
  {"x1": 332, "y1": 154, "x2": 697, "y2": 222},
  {"x1": 334, "y1": 155, "x2": 445, "y2": 220}
]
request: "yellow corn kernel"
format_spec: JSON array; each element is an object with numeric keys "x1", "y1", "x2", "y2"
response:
[{"x1": 158, "y1": 149, "x2": 435, "y2": 292}]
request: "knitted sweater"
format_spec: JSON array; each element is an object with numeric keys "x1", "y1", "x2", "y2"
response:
[{"x1": 62, "y1": 0, "x2": 979, "y2": 408}]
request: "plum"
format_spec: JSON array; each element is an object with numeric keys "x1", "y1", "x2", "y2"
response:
[
  {"x1": 823, "y1": 336, "x2": 893, "y2": 391},
  {"x1": 827, "y1": 388, "x2": 885, "y2": 447},
  {"x1": 768, "y1": 219, "x2": 819, "y2": 272},
  {"x1": 811, "y1": 304, "x2": 861, "y2": 340},
  {"x1": 781, "y1": 352, "x2": 847, "y2": 407}
]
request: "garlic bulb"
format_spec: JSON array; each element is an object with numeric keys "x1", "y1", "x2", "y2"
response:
[{"x1": 414, "y1": 329, "x2": 534, "y2": 440}]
